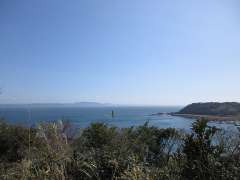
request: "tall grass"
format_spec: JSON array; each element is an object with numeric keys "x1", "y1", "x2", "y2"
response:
[{"x1": 0, "y1": 119, "x2": 239, "y2": 179}]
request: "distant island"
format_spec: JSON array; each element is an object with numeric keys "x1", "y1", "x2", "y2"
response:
[
  {"x1": 157, "y1": 102, "x2": 240, "y2": 121},
  {"x1": 0, "y1": 102, "x2": 113, "y2": 108}
]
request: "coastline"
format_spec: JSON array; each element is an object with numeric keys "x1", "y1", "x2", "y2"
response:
[{"x1": 154, "y1": 112, "x2": 239, "y2": 122}]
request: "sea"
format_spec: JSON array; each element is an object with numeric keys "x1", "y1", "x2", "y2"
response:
[{"x1": 0, "y1": 106, "x2": 238, "y2": 132}]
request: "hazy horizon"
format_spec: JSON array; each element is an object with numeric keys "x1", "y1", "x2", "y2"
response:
[
  {"x1": 1, "y1": 0, "x2": 240, "y2": 105},
  {"x1": 0, "y1": 101, "x2": 184, "y2": 107},
  {"x1": 0, "y1": 101, "x2": 239, "y2": 107}
]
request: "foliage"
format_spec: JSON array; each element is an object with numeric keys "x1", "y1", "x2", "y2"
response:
[
  {"x1": 178, "y1": 102, "x2": 240, "y2": 116},
  {"x1": 0, "y1": 119, "x2": 239, "y2": 179}
]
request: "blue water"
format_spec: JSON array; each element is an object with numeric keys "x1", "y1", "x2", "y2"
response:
[{"x1": 0, "y1": 106, "x2": 237, "y2": 131}]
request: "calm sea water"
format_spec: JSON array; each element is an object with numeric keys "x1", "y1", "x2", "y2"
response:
[{"x1": 0, "y1": 106, "x2": 237, "y2": 131}]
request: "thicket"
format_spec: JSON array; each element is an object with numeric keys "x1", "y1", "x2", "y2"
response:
[{"x1": 0, "y1": 119, "x2": 239, "y2": 180}]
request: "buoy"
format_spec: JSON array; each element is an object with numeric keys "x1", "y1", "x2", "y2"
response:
[{"x1": 111, "y1": 110, "x2": 115, "y2": 118}]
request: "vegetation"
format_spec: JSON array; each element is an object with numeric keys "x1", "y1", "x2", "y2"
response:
[
  {"x1": 0, "y1": 119, "x2": 239, "y2": 179},
  {"x1": 178, "y1": 102, "x2": 240, "y2": 116}
]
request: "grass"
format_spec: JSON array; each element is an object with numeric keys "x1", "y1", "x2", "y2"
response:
[{"x1": 0, "y1": 119, "x2": 239, "y2": 179}]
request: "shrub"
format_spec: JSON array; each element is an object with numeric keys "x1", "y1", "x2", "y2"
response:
[{"x1": 0, "y1": 119, "x2": 239, "y2": 179}]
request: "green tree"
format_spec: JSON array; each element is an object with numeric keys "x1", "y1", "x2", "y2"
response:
[{"x1": 182, "y1": 119, "x2": 220, "y2": 180}]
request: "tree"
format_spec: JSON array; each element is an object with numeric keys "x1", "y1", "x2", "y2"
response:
[{"x1": 182, "y1": 119, "x2": 220, "y2": 180}]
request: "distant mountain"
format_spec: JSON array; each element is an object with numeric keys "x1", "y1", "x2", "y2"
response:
[
  {"x1": 178, "y1": 102, "x2": 240, "y2": 116},
  {"x1": 73, "y1": 102, "x2": 112, "y2": 107},
  {"x1": 0, "y1": 102, "x2": 113, "y2": 108}
]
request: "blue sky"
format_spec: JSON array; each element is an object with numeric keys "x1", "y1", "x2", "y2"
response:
[{"x1": 0, "y1": 0, "x2": 240, "y2": 105}]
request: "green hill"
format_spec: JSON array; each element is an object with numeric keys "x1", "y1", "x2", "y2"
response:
[{"x1": 178, "y1": 102, "x2": 240, "y2": 116}]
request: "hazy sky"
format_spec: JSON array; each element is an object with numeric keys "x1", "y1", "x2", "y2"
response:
[{"x1": 0, "y1": 0, "x2": 240, "y2": 105}]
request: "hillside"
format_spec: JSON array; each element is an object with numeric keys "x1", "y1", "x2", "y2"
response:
[{"x1": 178, "y1": 102, "x2": 240, "y2": 116}]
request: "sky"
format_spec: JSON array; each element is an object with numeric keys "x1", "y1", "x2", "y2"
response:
[{"x1": 0, "y1": 0, "x2": 240, "y2": 105}]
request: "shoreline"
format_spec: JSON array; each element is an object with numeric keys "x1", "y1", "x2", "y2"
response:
[{"x1": 153, "y1": 112, "x2": 239, "y2": 122}]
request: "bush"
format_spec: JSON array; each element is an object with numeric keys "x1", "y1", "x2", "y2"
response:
[
  {"x1": 0, "y1": 119, "x2": 239, "y2": 179},
  {"x1": 182, "y1": 119, "x2": 240, "y2": 180},
  {"x1": 0, "y1": 120, "x2": 37, "y2": 162}
]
